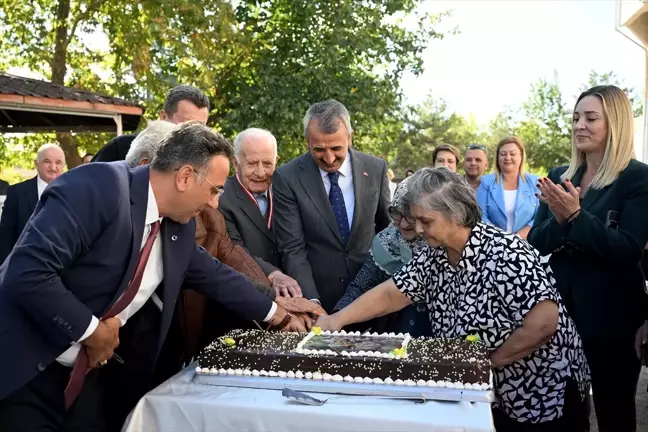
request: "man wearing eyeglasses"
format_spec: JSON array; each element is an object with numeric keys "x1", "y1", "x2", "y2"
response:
[
  {"x1": 0, "y1": 122, "x2": 305, "y2": 432},
  {"x1": 464, "y1": 144, "x2": 489, "y2": 189}
]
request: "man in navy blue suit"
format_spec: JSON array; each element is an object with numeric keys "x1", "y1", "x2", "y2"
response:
[
  {"x1": 0, "y1": 144, "x2": 66, "y2": 263},
  {"x1": 0, "y1": 121, "x2": 298, "y2": 432}
]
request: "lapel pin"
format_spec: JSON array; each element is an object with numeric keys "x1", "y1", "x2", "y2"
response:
[
  {"x1": 363, "y1": 172, "x2": 368, "y2": 177},
  {"x1": 171, "y1": 235, "x2": 178, "y2": 241}
]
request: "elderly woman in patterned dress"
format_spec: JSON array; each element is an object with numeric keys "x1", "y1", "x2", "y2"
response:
[
  {"x1": 333, "y1": 176, "x2": 430, "y2": 336},
  {"x1": 316, "y1": 168, "x2": 590, "y2": 432}
]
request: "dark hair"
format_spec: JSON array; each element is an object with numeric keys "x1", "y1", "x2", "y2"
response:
[
  {"x1": 465, "y1": 144, "x2": 487, "y2": 155},
  {"x1": 432, "y1": 144, "x2": 460, "y2": 164},
  {"x1": 405, "y1": 169, "x2": 415, "y2": 176},
  {"x1": 150, "y1": 121, "x2": 233, "y2": 175},
  {"x1": 162, "y1": 85, "x2": 210, "y2": 116}
]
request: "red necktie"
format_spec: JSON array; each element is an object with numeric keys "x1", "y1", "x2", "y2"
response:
[{"x1": 64, "y1": 221, "x2": 161, "y2": 409}]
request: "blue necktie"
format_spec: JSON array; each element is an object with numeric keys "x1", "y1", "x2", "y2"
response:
[
  {"x1": 255, "y1": 194, "x2": 268, "y2": 217},
  {"x1": 328, "y1": 172, "x2": 349, "y2": 243}
]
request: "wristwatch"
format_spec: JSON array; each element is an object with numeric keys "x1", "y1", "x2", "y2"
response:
[{"x1": 268, "y1": 312, "x2": 293, "y2": 331}]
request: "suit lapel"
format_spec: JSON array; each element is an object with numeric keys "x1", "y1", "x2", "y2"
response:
[
  {"x1": 569, "y1": 165, "x2": 609, "y2": 210},
  {"x1": 490, "y1": 179, "x2": 506, "y2": 217},
  {"x1": 298, "y1": 154, "x2": 344, "y2": 244},
  {"x1": 102, "y1": 166, "x2": 149, "y2": 316},
  {"x1": 348, "y1": 149, "x2": 366, "y2": 244},
  {"x1": 27, "y1": 177, "x2": 39, "y2": 213},
  {"x1": 514, "y1": 175, "x2": 532, "y2": 213},
  {"x1": 157, "y1": 218, "x2": 193, "y2": 348},
  {"x1": 231, "y1": 177, "x2": 273, "y2": 241}
]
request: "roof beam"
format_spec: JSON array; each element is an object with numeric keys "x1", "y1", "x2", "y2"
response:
[{"x1": 0, "y1": 94, "x2": 143, "y2": 117}]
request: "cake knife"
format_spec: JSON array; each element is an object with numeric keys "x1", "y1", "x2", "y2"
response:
[
  {"x1": 252, "y1": 320, "x2": 266, "y2": 332},
  {"x1": 281, "y1": 388, "x2": 427, "y2": 406}
]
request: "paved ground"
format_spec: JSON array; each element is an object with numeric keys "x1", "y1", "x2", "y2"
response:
[{"x1": 589, "y1": 367, "x2": 647, "y2": 431}]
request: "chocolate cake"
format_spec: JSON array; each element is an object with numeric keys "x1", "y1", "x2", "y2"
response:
[{"x1": 196, "y1": 329, "x2": 492, "y2": 390}]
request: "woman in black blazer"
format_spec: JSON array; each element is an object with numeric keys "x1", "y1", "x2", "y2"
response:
[{"x1": 528, "y1": 85, "x2": 648, "y2": 432}]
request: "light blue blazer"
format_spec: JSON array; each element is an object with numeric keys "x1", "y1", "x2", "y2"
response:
[{"x1": 476, "y1": 173, "x2": 540, "y2": 233}]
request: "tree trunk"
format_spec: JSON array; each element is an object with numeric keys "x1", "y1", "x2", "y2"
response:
[
  {"x1": 51, "y1": 0, "x2": 70, "y2": 85},
  {"x1": 51, "y1": 0, "x2": 82, "y2": 168}
]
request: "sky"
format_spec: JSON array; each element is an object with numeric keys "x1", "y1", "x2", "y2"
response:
[{"x1": 400, "y1": 0, "x2": 647, "y2": 126}]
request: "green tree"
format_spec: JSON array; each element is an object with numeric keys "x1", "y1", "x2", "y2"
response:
[
  {"x1": 0, "y1": 0, "x2": 448, "y2": 170},
  {"x1": 581, "y1": 70, "x2": 644, "y2": 117},
  {"x1": 392, "y1": 95, "x2": 487, "y2": 175},
  {"x1": 515, "y1": 77, "x2": 571, "y2": 171},
  {"x1": 0, "y1": 0, "x2": 242, "y2": 168}
]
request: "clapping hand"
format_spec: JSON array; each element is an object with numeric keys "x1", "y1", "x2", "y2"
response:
[{"x1": 536, "y1": 177, "x2": 581, "y2": 224}]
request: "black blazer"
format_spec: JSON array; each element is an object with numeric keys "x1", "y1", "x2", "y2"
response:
[
  {"x1": 219, "y1": 176, "x2": 281, "y2": 276},
  {"x1": 0, "y1": 177, "x2": 38, "y2": 263},
  {"x1": 272, "y1": 149, "x2": 391, "y2": 311},
  {"x1": 528, "y1": 160, "x2": 648, "y2": 340},
  {"x1": 92, "y1": 133, "x2": 137, "y2": 162}
]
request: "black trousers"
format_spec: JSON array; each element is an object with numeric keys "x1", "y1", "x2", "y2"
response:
[
  {"x1": 493, "y1": 378, "x2": 590, "y2": 432},
  {"x1": 582, "y1": 335, "x2": 641, "y2": 432},
  {"x1": 0, "y1": 363, "x2": 104, "y2": 432}
]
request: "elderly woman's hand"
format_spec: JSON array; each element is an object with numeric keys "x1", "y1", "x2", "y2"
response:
[
  {"x1": 536, "y1": 177, "x2": 581, "y2": 224},
  {"x1": 314, "y1": 314, "x2": 343, "y2": 332}
]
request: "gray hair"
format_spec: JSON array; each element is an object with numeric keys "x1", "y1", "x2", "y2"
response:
[
  {"x1": 233, "y1": 128, "x2": 278, "y2": 161},
  {"x1": 162, "y1": 85, "x2": 210, "y2": 115},
  {"x1": 125, "y1": 120, "x2": 176, "y2": 167},
  {"x1": 150, "y1": 121, "x2": 234, "y2": 177},
  {"x1": 302, "y1": 99, "x2": 353, "y2": 137},
  {"x1": 36, "y1": 144, "x2": 64, "y2": 163},
  {"x1": 404, "y1": 167, "x2": 481, "y2": 228}
]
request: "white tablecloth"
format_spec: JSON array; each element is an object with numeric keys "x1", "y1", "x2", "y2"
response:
[{"x1": 122, "y1": 366, "x2": 494, "y2": 432}]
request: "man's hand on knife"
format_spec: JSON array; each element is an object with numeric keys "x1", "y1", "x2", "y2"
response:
[
  {"x1": 82, "y1": 317, "x2": 121, "y2": 368},
  {"x1": 275, "y1": 297, "x2": 327, "y2": 318}
]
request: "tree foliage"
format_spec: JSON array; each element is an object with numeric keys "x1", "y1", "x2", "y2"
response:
[
  {"x1": 391, "y1": 95, "x2": 488, "y2": 174},
  {"x1": 0, "y1": 0, "x2": 446, "y2": 171},
  {"x1": 581, "y1": 70, "x2": 644, "y2": 118},
  {"x1": 515, "y1": 77, "x2": 571, "y2": 171}
]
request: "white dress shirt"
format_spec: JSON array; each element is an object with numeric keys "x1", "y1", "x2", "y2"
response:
[
  {"x1": 503, "y1": 189, "x2": 517, "y2": 234},
  {"x1": 36, "y1": 176, "x2": 48, "y2": 199},
  {"x1": 56, "y1": 182, "x2": 277, "y2": 366},
  {"x1": 319, "y1": 155, "x2": 355, "y2": 227}
]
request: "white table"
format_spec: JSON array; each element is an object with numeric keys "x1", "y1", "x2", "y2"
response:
[{"x1": 122, "y1": 366, "x2": 494, "y2": 432}]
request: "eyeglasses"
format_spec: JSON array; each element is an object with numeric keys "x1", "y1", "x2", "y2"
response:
[
  {"x1": 388, "y1": 206, "x2": 415, "y2": 225},
  {"x1": 175, "y1": 167, "x2": 224, "y2": 198},
  {"x1": 193, "y1": 169, "x2": 225, "y2": 198}
]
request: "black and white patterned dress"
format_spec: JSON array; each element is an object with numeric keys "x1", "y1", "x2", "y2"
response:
[{"x1": 392, "y1": 222, "x2": 590, "y2": 423}]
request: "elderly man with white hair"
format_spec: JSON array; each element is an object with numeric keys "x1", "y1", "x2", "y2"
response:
[
  {"x1": 219, "y1": 128, "x2": 304, "y2": 298},
  {"x1": 0, "y1": 143, "x2": 65, "y2": 263}
]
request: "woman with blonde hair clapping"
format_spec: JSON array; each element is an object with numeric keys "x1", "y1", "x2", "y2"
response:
[{"x1": 529, "y1": 85, "x2": 648, "y2": 432}]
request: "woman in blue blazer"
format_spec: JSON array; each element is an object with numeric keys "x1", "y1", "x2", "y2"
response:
[{"x1": 476, "y1": 136, "x2": 539, "y2": 239}]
